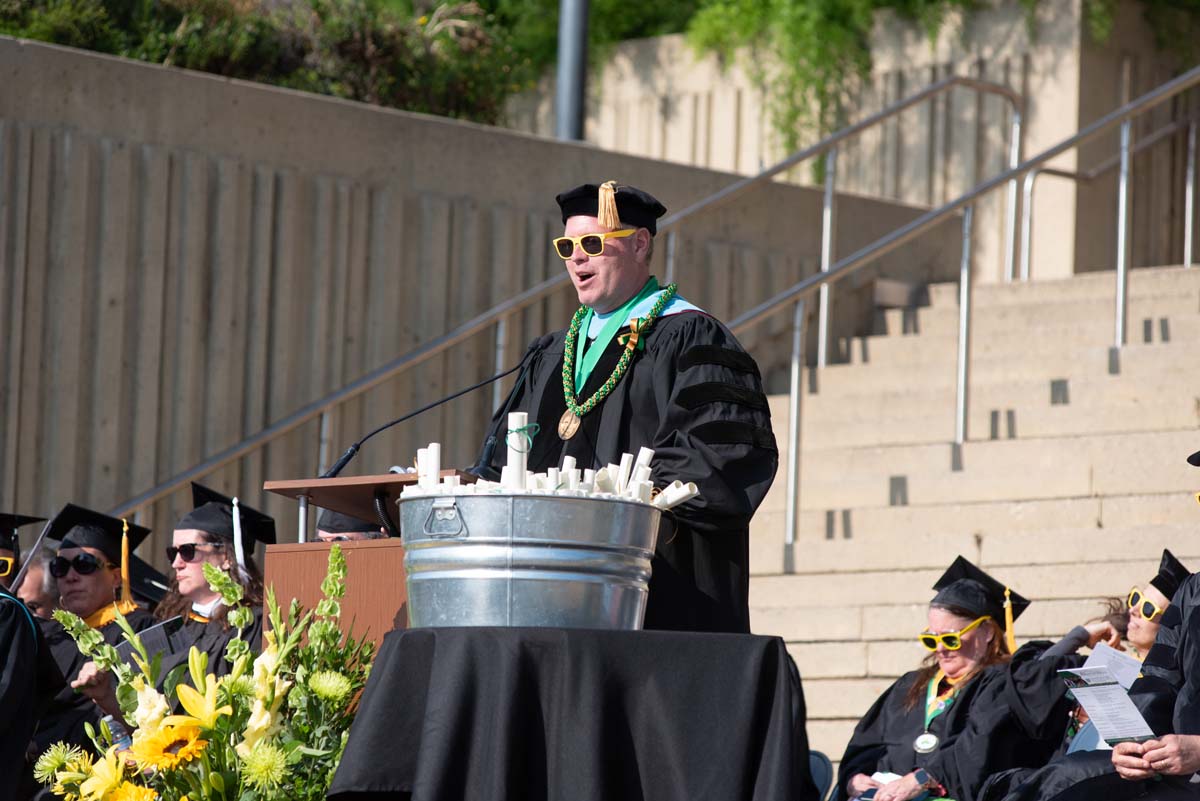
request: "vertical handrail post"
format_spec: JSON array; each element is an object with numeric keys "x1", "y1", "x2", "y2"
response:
[
  {"x1": 665, "y1": 229, "x2": 678, "y2": 285},
  {"x1": 1019, "y1": 170, "x2": 1037, "y2": 281},
  {"x1": 1115, "y1": 119, "x2": 1133, "y2": 349},
  {"x1": 782, "y1": 298, "x2": 806, "y2": 574},
  {"x1": 816, "y1": 147, "x2": 838, "y2": 369},
  {"x1": 1186, "y1": 120, "x2": 1196, "y2": 268},
  {"x1": 492, "y1": 316, "x2": 509, "y2": 411},
  {"x1": 1004, "y1": 110, "x2": 1023, "y2": 282},
  {"x1": 953, "y1": 205, "x2": 974, "y2": 471}
]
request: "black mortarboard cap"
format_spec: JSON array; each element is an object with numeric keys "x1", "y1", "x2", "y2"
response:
[
  {"x1": 129, "y1": 554, "x2": 170, "y2": 606},
  {"x1": 556, "y1": 182, "x2": 668, "y2": 235},
  {"x1": 931, "y1": 555, "x2": 1030, "y2": 623},
  {"x1": 48, "y1": 504, "x2": 151, "y2": 563},
  {"x1": 1187, "y1": 450, "x2": 1200, "y2": 467},
  {"x1": 179, "y1": 483, "x2": 276, "y2": 549},
  {"x1": 1149, "y1": 548, "x2": 1189, "y2": 601},
  {"x1": 317, "y1": 508, "x2": 381, "y2": 535},
  {"x1": 0, "y1": 513, "x2": 44, "y2": 554}
]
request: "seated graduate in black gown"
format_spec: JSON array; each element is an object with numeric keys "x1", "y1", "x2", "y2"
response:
[
  {"x1": 979, "y1": 550, "x2": 1191, "y2": 801},
  {"x1": 837, "y1": 557, "x2": 1071, "y2": 801},
  {"x1": 22, "y1": 505, "x2": 158, "y2": 798},
  {"x1": 72, "y1": 483, "x2": 273, "y2": 722},
  {"x1": 152, "y1": 483, "x2": 271, "y2": 673}
]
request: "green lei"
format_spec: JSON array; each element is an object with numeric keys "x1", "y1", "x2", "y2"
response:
[{"x1": 561, "y1": 282, "x2": 678, "y2": 418}]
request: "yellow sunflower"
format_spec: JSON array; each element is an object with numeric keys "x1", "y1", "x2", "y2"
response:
[
  {"x1": 129, "y1": 725, "x2": 207, "y2": 771},
  {"x1": 109, "y1": 783, "x2": 158, "y2": 801}
]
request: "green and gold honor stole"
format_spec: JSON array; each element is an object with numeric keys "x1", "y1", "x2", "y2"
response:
[
  {"x1": 558, "y1": 277, "x2": 678, "y2": 440},
  {"x1": 914, "y1": 670, "x2": 958, "y2": 754}
]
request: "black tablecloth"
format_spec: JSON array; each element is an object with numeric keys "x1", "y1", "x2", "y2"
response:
[{"x1": 328, "y1": 627, "x2": 818, "y2": 801}]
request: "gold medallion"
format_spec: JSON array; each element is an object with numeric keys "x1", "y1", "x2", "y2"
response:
[{"x1": 558, "y1": 409, "x2": 582, "y2": 440}]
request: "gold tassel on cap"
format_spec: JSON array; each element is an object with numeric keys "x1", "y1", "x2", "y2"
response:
[
  {"x1": 597, "y1": 180, "x2": 621, "y2": 229},
  {"x1": 120, "y1": 519, "x2": 131, "y2": 601},
  {"x1": 1004, "y1": 586, "x2": 1016, "y2": 653}
]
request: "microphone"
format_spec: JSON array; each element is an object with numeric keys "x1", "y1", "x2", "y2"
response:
[
  {"x1": 468, "y1": 334, "x2": 555, "y2": 479},
  {"x1": 321, "y1": 334, "x2": 555, "y2": 479}
]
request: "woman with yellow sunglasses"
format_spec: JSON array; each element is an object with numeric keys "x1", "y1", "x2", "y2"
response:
[{"x1": 838, "y1": 556, "x2": 1072, "y2": 801}]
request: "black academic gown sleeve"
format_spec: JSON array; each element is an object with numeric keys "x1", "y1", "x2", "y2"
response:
[{"x1": 1, "y1": 590, "x2": 62, "y2": 801}]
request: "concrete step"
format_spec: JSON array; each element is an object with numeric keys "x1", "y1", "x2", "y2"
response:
[
  {"x1": 878, "y1": 293, "x2": 1200, "y2": 339},
  {"x1": 754, "y1": 521, "x2": 1199, "y2": 578},
  {"x1": 811, "y1": 340, "x2": 1191, "y2": 397},
  {"x1": 781, "y1": 430, "x2": 1194, "y2": 510},
  {"x1": 748, "y1": 492, "x2": 1192, "y2": 575},
  {"x1": 798, "y1": 375, "x2": 1200, "y2": 425},
  {"x1": 796, "y1": 390, "x2": 1200, "y2": 449},
  {"x1": 844, "y1": 316, "x2": 1200, "y2": 368},
  {"x1": 927, "y1": 265, "x2": 1200, "y2": 308}
]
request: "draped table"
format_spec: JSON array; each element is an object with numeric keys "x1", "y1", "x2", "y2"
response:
[{"x1": 328, "y1": 627, "x2": 818, "y2": 801}]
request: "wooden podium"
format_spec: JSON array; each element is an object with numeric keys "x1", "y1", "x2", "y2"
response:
[{"x1": 262, "y1": 472, "x2": 474, "y2": 645}]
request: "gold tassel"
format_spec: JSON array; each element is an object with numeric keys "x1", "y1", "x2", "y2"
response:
[
  {"x1": 597, "y1": 180, "x2": 621, "y2": 229},
  {"x1": 120, "y1": 518, "x2": 132, "y2": 604},
  {"x1": 1004, "y1": 586, "x2": 1016, "y2": 653}
]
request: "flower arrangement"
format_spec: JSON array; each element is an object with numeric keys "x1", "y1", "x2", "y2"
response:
[{"x1": 36, "y1": 545, "x2": 374, "y2": 801}]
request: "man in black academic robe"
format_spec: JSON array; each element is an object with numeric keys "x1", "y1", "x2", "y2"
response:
[{"x1": 474, "y1": 181, "x2": 777, "y2": 634}]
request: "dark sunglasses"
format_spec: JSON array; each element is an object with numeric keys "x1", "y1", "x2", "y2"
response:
[
  {"x1": 50, "y1": 553, "x2": 115, "y2": 578},
  {"x1": 166, "y1": 542, "x2": 223, "y2": 563},
  {"x1": 1128, "y1": 587, "x2": 1166, "y2": 622}
]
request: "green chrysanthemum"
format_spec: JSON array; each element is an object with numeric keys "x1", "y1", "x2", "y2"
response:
[
  {"x1": 222, "y1": 674, "x2": 255, "y2": 700},
  {"x1": 308, "y1": 670, "x2": 352, "y2": 703},
  {"x1": 33, "y1": 742, "x2": 83, "y2": 784},
  {"x1": 241, "y1": 741, "x2": 287, "y2": 793}
]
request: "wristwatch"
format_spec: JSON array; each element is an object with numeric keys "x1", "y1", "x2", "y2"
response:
[{"x1": 913, "y1": 768, "x2": 935, "y2": 789}]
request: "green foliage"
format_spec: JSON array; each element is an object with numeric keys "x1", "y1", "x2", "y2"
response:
[
  {"x1": 0, "y1": 0, "x2": 528, "y2": 124},
  {"x1": 687, "y1": 0, "x2": 1200, "y2": 154},
  {"x1": 479, "y1": 0, "x2": 697, "y2": 76}
]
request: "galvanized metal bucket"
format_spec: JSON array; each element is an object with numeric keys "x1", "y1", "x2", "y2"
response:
[{"x1": 398, "y1": 494, "x2": 661, "y2": 629}]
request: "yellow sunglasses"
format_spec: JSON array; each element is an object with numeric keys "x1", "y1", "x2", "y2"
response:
[
  {"x1": 1128, "y1": 587, "x2": 1166, "y2": 622},
  {"x1": 0, "y1": 556, "x2": 12, "y2": 578},
  {"x1": 553, "y1": 228, "x2": 636, "y2": 259},
  {"x1": 919, "y1": 616, "x2": 991, "y2": 651}
]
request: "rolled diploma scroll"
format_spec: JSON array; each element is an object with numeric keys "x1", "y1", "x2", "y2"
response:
[
  {"x1": 506, "y1": 412, "x2": 528, "y2": 489},
  {"x1": 616, "y1": 453, "x2": 634, "y2": 495},
  {"x1": 658, "y1": 481, "x2": 699, "y2": 510},
  {"x1": 630, "y1": 464, "x2": 652, "y2": 487},
  {"x1": 416, "y1": 448, "x2": 428, "y2": 486},
  {"x1": 593, "y1": 468, "x2": 615, "y2": 493},
  {"x1": 425, "y1": 443, "x2": 441, "y2": 488},
  {"x1": 634, "y1": 447, "x2": 655, "y2": 472}
]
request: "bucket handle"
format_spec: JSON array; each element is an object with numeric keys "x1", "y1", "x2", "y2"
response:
[{"x1": 423, "y1": 497, "x2": 467, "y2": 539}]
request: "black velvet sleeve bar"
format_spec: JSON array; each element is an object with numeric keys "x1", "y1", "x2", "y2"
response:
[{"x1": 328, "y1": 627, "x2": 818, "y2": 801}]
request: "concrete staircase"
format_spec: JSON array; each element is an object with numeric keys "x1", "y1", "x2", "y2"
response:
[{"x1": 746, "y1": 264, "x2": 1200, "y2": 767}]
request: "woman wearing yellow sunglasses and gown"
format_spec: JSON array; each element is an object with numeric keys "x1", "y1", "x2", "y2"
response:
[{"x1": 837, "y1": 556, "x2": 1072, "y2": 801}]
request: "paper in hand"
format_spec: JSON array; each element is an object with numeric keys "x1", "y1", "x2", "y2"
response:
[
  {"x1": 1084, "y1": 642, "x2": 1143, "y2": 689},
  {"x1": 1059, "y1": 664, "x2": 1155, "y2": 745}
]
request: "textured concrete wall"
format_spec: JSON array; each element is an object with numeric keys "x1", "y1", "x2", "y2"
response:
[
  {"x1": 0, "y1": 37, "x2": 959, "y2": 567},
  {"x1": 506, "y1": 0, "x2": 1189, "y2": 283}
]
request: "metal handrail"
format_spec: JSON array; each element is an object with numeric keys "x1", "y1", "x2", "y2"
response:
[
  {"x1": 660, "y1": 74, "x2": 1024, "y2": 366},
  {"x1": 731, "y1": 63, "x2": 1199, "y2": 568},
  {"x1": 728, "y1": 65, "x2": 1200, "y2": 336},
  {"x1": 111, "y1": 75, "x2": 1023, "y2": 524},
  {"x1": 1020, "y1": 118, "x2": 1197, "y2": 279}
]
